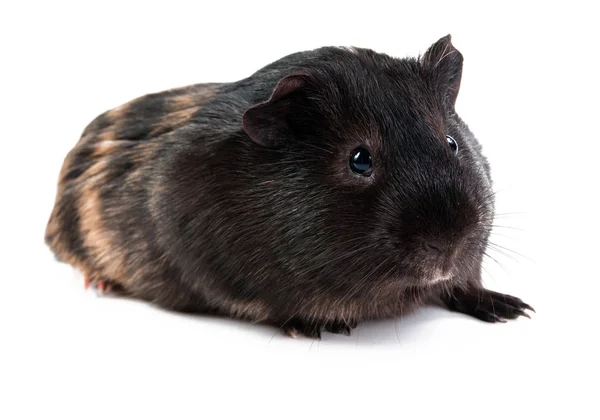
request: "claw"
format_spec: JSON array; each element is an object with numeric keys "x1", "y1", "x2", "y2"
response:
[
  {"x1": 84, "y1": 276, "x2": 92, "y2": 290},
  {"x1": 516, "y1": 309, "x2": 531, "y2": 319},
  {"x1": 285, "y1": 327, "x2": 298, "y2": 339},
  {"x1": 97, "y1": 280, "x2": 105, "y2": 296},
  {"x1": 491, "y1": 313, "x2": 507, "y2": 323},
  {"x1": 523, "y1": 303, "x2": 535, "y2": 313}
]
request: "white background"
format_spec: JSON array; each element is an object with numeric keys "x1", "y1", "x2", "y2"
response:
[{"x1": 1, "y1": 1, "x2": 598, "y2": 419}]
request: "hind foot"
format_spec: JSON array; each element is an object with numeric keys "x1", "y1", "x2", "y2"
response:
[{"x1": 84, "y1": 275, "x2": 122, "y2": 296}]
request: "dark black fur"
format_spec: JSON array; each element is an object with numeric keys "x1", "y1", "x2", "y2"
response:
[{"x1": 46, "y1": 35, "x2": 533, "y2": 338}]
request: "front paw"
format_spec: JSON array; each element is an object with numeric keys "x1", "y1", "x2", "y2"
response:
[
  {"x1": 282, "y1": 318, "x2": 356, "y2": 339},
  {"x1": 323, "y1": 319, "x2": 356, "y2": 336},
  {"x1": 443, "y1": 288, "x2": 534, "y2": 323}
]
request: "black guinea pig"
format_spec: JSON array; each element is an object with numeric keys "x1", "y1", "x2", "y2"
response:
[{"x1": 45, "y1": 35, "x2": 533, "y2": 338}]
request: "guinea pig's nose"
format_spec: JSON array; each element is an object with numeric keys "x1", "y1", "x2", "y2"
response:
[
  {"x1": 421, "y1": 240, "x2": 449, "y2": 255},
  {"x1": 424, "y1": 242, "x2": 442, "y2": 254}
]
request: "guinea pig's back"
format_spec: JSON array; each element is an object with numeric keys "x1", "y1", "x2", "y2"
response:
[{"x1": 45, "y1": 82, "x2": 224, "y2": 293}]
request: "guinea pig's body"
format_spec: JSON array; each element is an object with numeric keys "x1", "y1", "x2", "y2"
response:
[{"x1": 46, "y1": 35, "x2": 532, "y2": 338}]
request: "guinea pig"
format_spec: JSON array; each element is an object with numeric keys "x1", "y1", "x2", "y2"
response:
[{"x1": 45, "y1": 34, "x2": 533, "y2": 338}]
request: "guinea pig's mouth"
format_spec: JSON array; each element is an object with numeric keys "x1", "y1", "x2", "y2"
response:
[
  {"x1": 415, "y1": 264, "x2": 456, "y2": 286},
  {"x1": 397, "y1": 240, "x2": 462, "y2": 286},
  {"x1": 402, "y1": 267, "x2": 455, "y2": 287},
  {"x1": 426, "y1": 270, "x2": 454, "y2": 285},
  {"x1": 415, "y1": 257, "x2": 457, "y2": 285}
]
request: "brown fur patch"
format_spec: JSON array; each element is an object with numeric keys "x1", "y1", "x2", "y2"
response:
[
  {"x1": 148, "y1": 107, "x2": 198, "y2": 137},
  {"x1": 92, "y1": 139, "x2": 124, "y2": 158},
  {"x1": 97, "y1": 129, "x2": 117, "y2": 142},
  {"x1": 149, "y1": 86, "x2": 219, "y2": 137},
  {"x1": 105, "y1": 103, "x2": 129, "y2": 121},
  {"x1": 47, "y1": 83, "x2": 222, "y2": 303},
  {"x1": 76, "y1": 158, "x2": 128, "y2": 287},
  {"x1": 165, "y1": 84, "x2": 220, "y2": 110},
  {"x1": 170, "y1": 92, "x2": 197, "y2": 110}
]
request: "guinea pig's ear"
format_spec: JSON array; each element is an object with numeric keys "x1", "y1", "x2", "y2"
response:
[
  {"x1": 242, "y1": 72, "x2": 311, "y2": 147},
  {"x1": 421, "y1": 34, "x2": 464, "y2": 107}
]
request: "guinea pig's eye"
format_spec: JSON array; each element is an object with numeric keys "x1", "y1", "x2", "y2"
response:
[
  {"x1": 446, "y1": 135, "x2": 458, "y2": 154},
  {"x1": 349, "y1": 147, "x2": 373, "y2": 176}
]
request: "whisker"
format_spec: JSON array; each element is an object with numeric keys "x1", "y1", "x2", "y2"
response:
[
  {"x1": 487, "y1": 231, "x2": 516, "y2": 240},
  {"x1": 480, "y1": 262, "x2": 497, "y2": 287},
  {"x1": 487, "y1": 241, "x2": 535, "y2": 265},
  {"x1": 494, "y1": 212, "x2": 528, "y2": 216},
  {"x1": 486, "y1": 244, "x2": 521, "y2": 265},
  {"x1": 483, "y1": 251, "x2": 510, "y2": 277},
  {"x1": 484, "y1": 224, "x2": 525, "y2": 232}
]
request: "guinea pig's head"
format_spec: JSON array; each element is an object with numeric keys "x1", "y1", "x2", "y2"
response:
[{"x1": 242, "y1": 35, "x2": 494, "y2": 296}]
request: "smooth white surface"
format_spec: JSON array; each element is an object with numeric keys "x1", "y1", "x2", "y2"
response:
[{"x1": 1, "y1": 1, "x2": 598, "y2": 419}]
